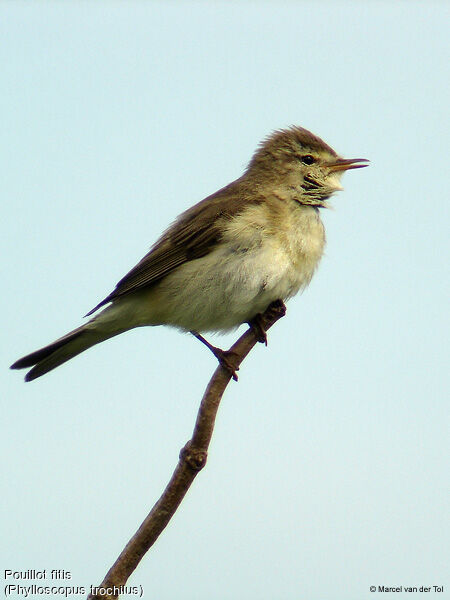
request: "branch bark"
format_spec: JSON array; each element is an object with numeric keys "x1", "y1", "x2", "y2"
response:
[{"x1": 87, "y1": 300, "x2": 286, "y2": 600}]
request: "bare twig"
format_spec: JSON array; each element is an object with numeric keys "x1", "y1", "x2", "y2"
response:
[{"x1": 87, "y1": 300, "x2": 286, "y2": 600}]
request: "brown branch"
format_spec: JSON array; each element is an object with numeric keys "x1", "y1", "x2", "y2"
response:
[{"x1": 87, "y1": 300, "x2": 286, "y2": 600}]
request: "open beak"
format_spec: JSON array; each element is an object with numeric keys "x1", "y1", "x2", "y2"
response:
[{"x1": 328, "y1": 157, "x2": 369, "y2": 172}]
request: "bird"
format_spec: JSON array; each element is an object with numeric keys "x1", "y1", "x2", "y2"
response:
[{"x1": 11, "y1": 126, "x2": 368, "y2": 382}]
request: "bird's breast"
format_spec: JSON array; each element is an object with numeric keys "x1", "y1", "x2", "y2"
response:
[
  {"x1": 139, "y1": 201, "x2": 326, "y2": 333},
  {"x1": 283, "y1": 204, "x2": 326, "y2": 278},
  {"x1": 223, "y1": 200, "x2": 326, "y2": 296}
]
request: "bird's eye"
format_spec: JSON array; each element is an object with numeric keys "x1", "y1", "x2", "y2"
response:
[{"x1": 301, "y1": 154, "x2": 315, "y2": 165}]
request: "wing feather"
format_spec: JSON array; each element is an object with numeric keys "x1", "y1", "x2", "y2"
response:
[{"x1": 85, "y1": 178, "x2": 260, "y2": 316}]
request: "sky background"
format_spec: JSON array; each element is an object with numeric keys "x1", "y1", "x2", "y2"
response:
[{"x1": 1, "y1": 2, "x2": 449, "y2": 600}]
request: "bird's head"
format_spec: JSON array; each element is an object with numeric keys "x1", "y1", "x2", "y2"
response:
[{"x1": 247, "y1": 126, "x2": 369, "y2": 207}]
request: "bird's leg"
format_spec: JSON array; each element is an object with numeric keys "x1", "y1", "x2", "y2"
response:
[
  {"x1": 247, "y1": 299, "x2": 287, "y2": 346},
  {"x1": 190, "y1": 331, "x2": 239, "y2": 381}
]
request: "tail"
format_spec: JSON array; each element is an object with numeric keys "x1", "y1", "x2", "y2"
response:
[{"x1": 10, "y1": 325, "x2": 115, "y2": 382}]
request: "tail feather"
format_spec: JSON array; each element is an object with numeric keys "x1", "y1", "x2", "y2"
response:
[
  {"x1": 10, "y1": 326, "x2": 109, "y2": 382},
  {"x1": 11, "y1": 326, "x2": 86, "y2": 369}
]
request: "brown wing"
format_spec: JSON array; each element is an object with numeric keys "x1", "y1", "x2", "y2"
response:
[{"x1": 85, "y1": 177, "x2": 261, "y2": 316}]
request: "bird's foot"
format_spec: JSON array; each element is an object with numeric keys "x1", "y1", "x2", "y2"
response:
[
  {"x1": 190, "y1": 331, "x2": 239, "y2": 381},
  {"x1": 266, "y1": 299, "x2": 287, "y2": 319},
  {"x1": 211, "y1": 347, "x2": 240, "y2": 381},
  {"x1": 248, "y1": 300, "x2": 287, "y2": 345},
  {"x1": 247, "y1": 313, "x2": 268, "y2": 345}
]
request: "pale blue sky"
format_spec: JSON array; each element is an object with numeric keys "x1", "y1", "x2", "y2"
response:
[{"x1": 1, "y1": 3, "x2": 449, "y2": 600}]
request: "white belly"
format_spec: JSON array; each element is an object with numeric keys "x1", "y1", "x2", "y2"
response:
[{"x1": 144, "y1": 202, "x2": 326, "y2": 332}]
